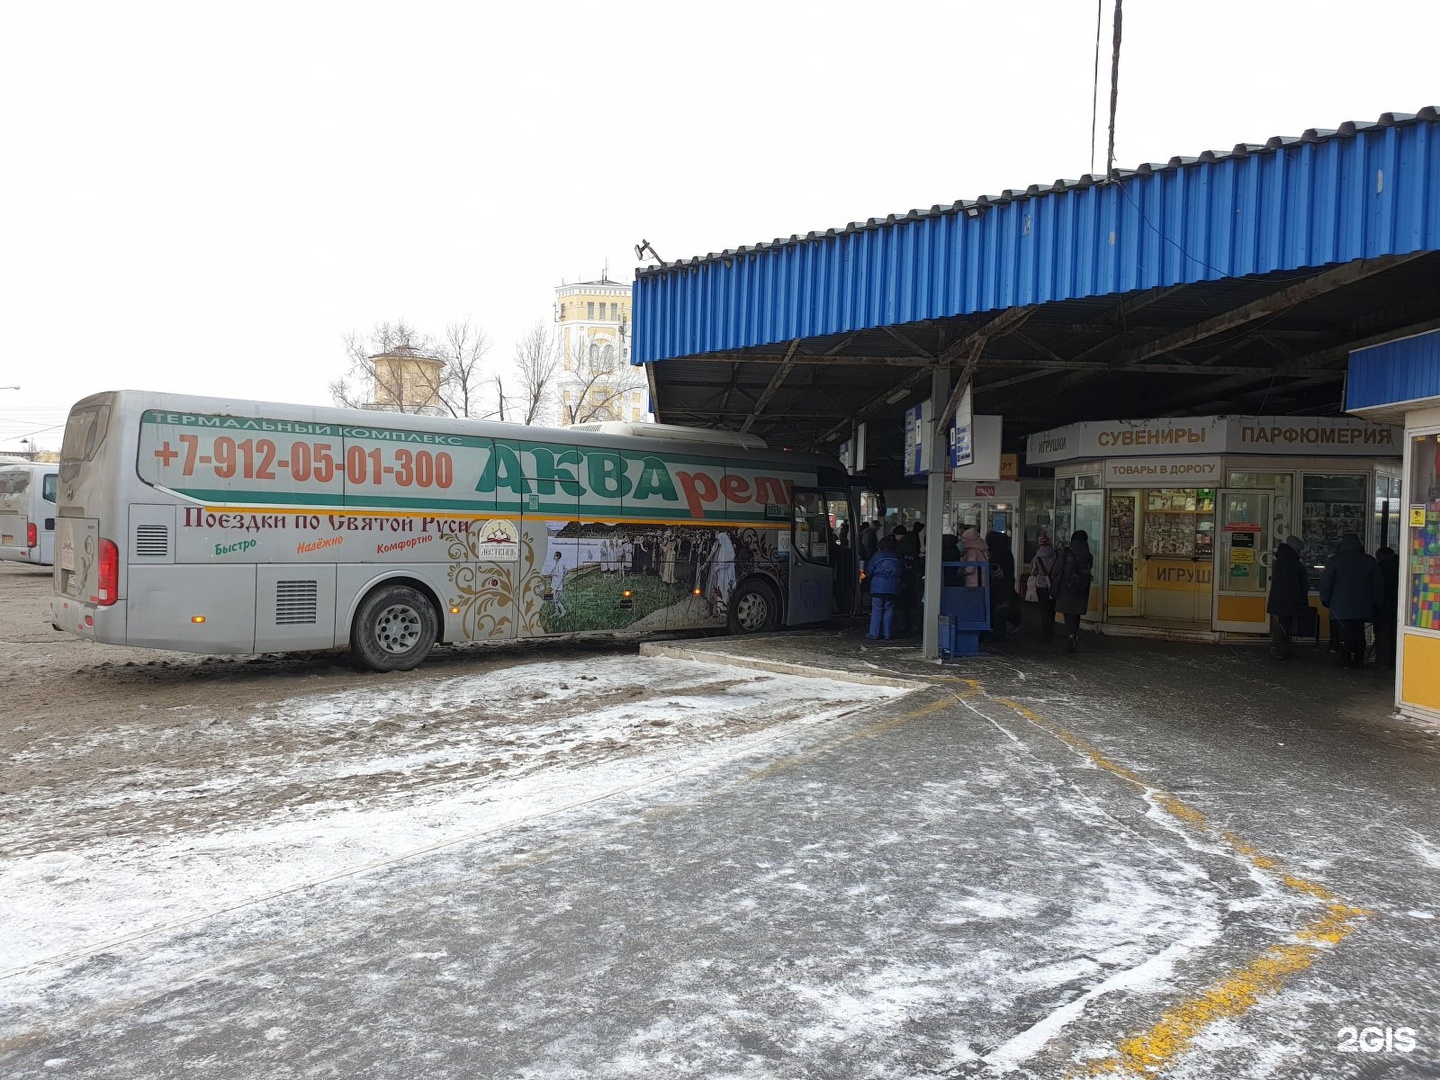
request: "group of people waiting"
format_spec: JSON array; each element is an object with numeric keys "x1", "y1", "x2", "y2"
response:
[
  {"x1": 1267, "y1": 532, "x2": 1400, "y2": 667},
  {"x1": 862, "y1": 522, "x2": 1096, "y2": 652},
  {"x1": 863, "y1": 519, "x2": 1402, "y2": 666},
  {"x1": 857, "y1": 521, "x2": 925, "y2": 640}
]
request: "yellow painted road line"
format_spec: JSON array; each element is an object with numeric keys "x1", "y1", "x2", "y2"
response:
[
  {"x1": 983, "y1": 695, "x2": 1371, "y2": 1079},
  {"x1": 1087, "y1": 898, "x2": 1367, "y2": 1078}
]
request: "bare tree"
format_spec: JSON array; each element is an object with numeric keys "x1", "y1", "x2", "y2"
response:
[
  {"x1": 560, "y1": 327, "x2": 646, "y2": 425},
  {"x1": 436, "y1": 320, "x2": 494, "y2": 419},
  {"x1": 330, "y1": 321, "x2": 443, "y2": 414},
  {"x1": 509, "y1": 320, "x2": 562, "y2": 426},
  {"x1": 331, "y1": 319, "x2": 498, "y2": 418}
]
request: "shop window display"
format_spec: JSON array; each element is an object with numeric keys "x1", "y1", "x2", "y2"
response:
[
  {"x1": 1054, "y1": 476, "x2": 1076, "y2": 546},
  {"x1": 1408, "y1": 433, "x2": 1440, "y2": 630},
  {"x1": 1108, "y1": 494, "x2": 1136, "y2": 581},
  {"x1": 1141, "y1": 488, "x2": 1215, "y2": 557},
  {"x1": 1300, "y1": 474, "x2": 1368, "y2": 590}
]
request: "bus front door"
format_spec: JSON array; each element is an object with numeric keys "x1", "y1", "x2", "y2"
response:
[{"x1": 789, "y1": 488, "x2": 838, "y2": 624}]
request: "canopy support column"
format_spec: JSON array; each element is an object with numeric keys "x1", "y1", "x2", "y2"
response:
[{"x1": 921, "y1": 366, "x2": 949, "y2": 661}]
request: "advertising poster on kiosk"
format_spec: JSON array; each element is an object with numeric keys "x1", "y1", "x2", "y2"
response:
[{"x1": 1409, "y1": 433, "x2": 1440, "y2": 630}]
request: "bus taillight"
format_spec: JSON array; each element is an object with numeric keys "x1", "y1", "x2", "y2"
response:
[
  {"x1": 27, "y1": 522, "x2": 37, "y2": 548},
  {"x1": 96, "y1": 538, "x2": 119, "y2": 606}
]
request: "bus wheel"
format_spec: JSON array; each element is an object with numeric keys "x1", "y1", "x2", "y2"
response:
[
  {"x1": 351, "y1": 584, "x2": 438, "y2": 672},
  {"x1": 728, "y1": 579, "x2": 779, "y2": 634}
]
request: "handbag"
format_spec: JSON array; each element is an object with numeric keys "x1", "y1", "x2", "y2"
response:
[{"x1": 1030, "y1": 551, "x2": 1053, "y2": 593}]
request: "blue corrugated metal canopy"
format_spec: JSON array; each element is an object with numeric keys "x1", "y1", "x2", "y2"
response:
[{"x1": 633, "y1": 108, "x2": 1440, "y2": 471}]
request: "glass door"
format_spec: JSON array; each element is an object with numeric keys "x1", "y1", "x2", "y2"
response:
[
  {"x1": 1073, "y1": 490, "x2": 1105, "y2": 620},
  {"x1": 1213, "y1": 489, "x2": 1272, "y2": 633},
  {"x1": 1106, "y1": 491, "x2": 1139, "y2": 616}
]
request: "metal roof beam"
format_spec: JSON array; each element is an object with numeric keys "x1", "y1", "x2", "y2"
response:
[
  {"x1": 681, "y1": 352, "x2": 944, "y2": 368},
  {"x1": 739, "y1": 340, "x2": 801, "y2": 435},
  {"x1": 1039, "y1": 254, "x2": 1427, "y2": 399},
  {"x1": 881, "y1": 325, "x2": 935, "y2": 359},
  {"x1": 934, "y1": 307, "x2": 1037, "y2": 430},
  {"x1": 1141, "y1": 315, "x2": 1440, "y2": 413},
  {"x1": 1112, "y1": 254, "x2": 1427, "y2": 367},
  {"x1": 805, "y1": 308, "x2": 1040, "y2": 446}
]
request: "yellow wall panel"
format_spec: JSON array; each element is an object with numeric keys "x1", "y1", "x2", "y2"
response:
[
  {"x1": 1217, "y1": 594, "x2": 1266, "y2": 624},
  {"x1": 1401, "y1": 632, "x2": 1440, "y2": 711}
]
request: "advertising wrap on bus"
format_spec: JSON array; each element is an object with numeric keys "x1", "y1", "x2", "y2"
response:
[{"x1": 52, "y1": 392, "x2": 866, "y2": 671}]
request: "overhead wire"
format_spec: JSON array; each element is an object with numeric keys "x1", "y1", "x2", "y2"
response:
[
  {"x1": 1105, "y1": 0, "x2": 1123, "y2": 178},
  {"x1": 1090, "y1": 0, "x2": 1103, "y2": 176}
]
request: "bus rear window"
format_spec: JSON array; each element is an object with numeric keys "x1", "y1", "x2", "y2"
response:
[
  {"x1": 61, "y1": 405, "x2": 111, "y2": 464},
  {"x1": 0, "y1": 469, "x2": 30, "y2": 495}
]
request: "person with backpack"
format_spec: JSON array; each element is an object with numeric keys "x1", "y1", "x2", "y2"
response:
[
  {"x1": 1052, "y1": 530, "x2": 1094, "y2": 653},
  {"x1": 865, "y1": 537, "x2": 903, "y2": 640},
  {"x1": 1026, "y1": 533, "x2": 1059, "y2": 641}
]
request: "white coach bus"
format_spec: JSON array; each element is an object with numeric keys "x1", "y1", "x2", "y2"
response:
[
  {"x1": 1, "y1": 461, "x2": 60, "y2": 566},
  {"x1": 51, "y1": 390, "x2": 876, "y2": 670}
]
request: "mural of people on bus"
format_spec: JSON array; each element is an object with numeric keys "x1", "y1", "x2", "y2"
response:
[{"x1": 533, "y1": 520, "x2": 784, "y2": 633}]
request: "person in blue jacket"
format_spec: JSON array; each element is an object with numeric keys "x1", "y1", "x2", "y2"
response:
[{"x1": 865, "y1": 537, "x2": 903, "y2": 640}]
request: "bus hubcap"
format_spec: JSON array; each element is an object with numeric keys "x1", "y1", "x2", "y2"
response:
[
  {"x1": 735, "y1": 592, "x2": 768, "y2": 630},
  {"x1": 375, "y1": 604, "x2": 421, "y2": 653}
]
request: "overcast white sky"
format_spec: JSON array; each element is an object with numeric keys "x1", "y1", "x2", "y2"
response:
[{"x1": 2, "y1": 0, "x2": 1436, "y2": 452}]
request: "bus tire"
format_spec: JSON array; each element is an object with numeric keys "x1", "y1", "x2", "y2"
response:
[
  {"x1": 728, "y1": 578, "x2": 780, "y2": 634},
  {"x1": 350, "y1": 584, "x2": 438, "y2": 672}
]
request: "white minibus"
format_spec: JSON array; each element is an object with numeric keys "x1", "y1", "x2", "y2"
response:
[{"x1": 1, "y1": 462, "x2": 59, "y2": 566}]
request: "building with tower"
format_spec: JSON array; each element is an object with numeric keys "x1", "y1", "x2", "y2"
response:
[{"x1": 553, "y1": 271, "x2": 645, "y2": 424}]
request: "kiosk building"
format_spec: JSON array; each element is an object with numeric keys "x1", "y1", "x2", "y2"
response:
[
  {"x1": 1346, "y1": 329, "x2": 1440, "y2": 719},
  {"x1": 1025, "y1": 415, "x2": 1402, "y2": 638}
]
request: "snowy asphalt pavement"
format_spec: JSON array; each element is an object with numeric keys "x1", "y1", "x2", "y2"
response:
[{"x1": 3, "y1": 621, "x2": 1440, "y2": 1078}]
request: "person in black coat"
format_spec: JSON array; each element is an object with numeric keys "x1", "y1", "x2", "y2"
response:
[
  {"x1": 1319, "y1": 533, "x2": 1383, "y2": 669},
  {"x1": 985, "y1": 530, "x2": 1016, "y2": 641},
  {"x1": 894, "y1": 526, "x2": 921, "y2": 635},
  {"x1": 1266, "y1": 534, "x2": 1310, "y2": 660},
  {"x1": 1052, "y1": 531, "x2": 1094, "y2": 654},
  {"x1": 1375, "y1": 546, "x2": 1400, "y2": 669}
]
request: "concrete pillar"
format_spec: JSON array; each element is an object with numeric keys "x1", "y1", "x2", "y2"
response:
[{"x1": 921, "y1": 366, "x2": 949, "y2": 660}]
